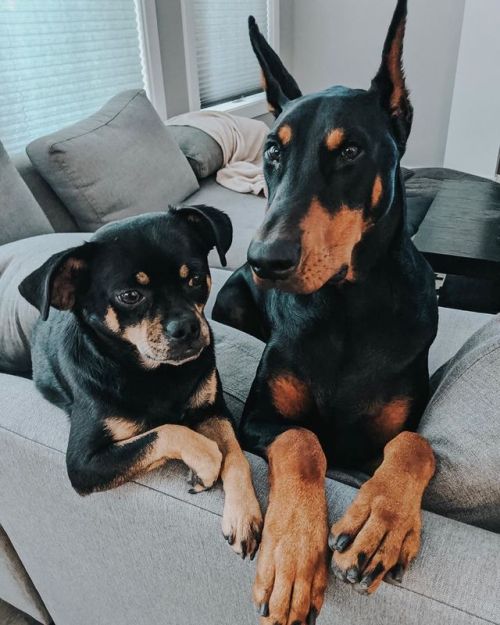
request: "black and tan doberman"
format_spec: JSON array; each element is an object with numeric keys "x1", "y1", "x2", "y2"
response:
[{"x1": 213, "y1": 1, "x2": 438, "y2": 622}]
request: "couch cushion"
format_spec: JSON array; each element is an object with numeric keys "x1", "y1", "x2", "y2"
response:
[
  {"x1": 0, "y1": 141, "x2": 54, "y2": 245},
  {"x1": 0, "y1": 233, "x2": 89, "y2": 373},
  {"x1": 422, "y1": 314, "x2": 500, "y2": 532},
  {"x1": 27, "y1": 90, "x2": 199, "y2": 231},
  {"x1": 168, "y1": 126, "x2": 223, "y2": 179}
]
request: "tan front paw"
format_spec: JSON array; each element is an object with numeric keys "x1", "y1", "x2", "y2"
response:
[
  {"x1": 329, "y1": 481, "x2": 422, "y2": 594},
  {"x1": 222, "y1": 491, "x2": 263, "y2": 560},
  {"x1": 184, "y1": 438, "x2": 223, "y2": 493}
]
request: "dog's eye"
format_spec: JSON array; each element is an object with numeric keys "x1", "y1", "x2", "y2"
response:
[
  {"x1": 265, "y1": 145, "x2": 281, "y2": 163},
  {"x1": 188, "y1": 274, "x2": 203, "y2": 288},
  {"x1": 340, "y1": 145, "x2": 361, "y2": 161},
  {"x1": 116, "y1": 290, "x2": 143, "y2": 306}
]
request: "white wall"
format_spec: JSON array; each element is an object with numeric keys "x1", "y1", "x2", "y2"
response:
[
  {"x1": 284, "y1": 0, "x2": 465, "y2": 168},
  {"x1": 444, "y1": 0, "x2": 500, "y2": 179}
]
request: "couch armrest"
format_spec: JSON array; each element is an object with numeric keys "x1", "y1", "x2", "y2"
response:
[{"x1": 1, "y1": 373, "x2": 498, "y2": 625}]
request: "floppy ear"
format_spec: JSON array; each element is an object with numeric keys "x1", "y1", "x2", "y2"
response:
[
  {"x1": 248, "y1": 15, "x2": 302, "y2": 117},
  {"x1": 174, "y1": 205, "x2": 233, "y2": 267},
  {"x1": 18, "y1": 243, "x2": 96, "y2": 321},
  {"x1": 370, "y1": 0, "x2": 413, "y2": 153}
]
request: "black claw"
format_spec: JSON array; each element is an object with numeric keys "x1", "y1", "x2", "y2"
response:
[
  {"x1": 359, "y1": 562, "x2": 385, "y2": 589},
  {"x1": 307, "y1": 607, "x2": 318, "y2": 625},
  {"x1": 390, "y1": 562, "x2": 405, "y2": 583},
  {"x1": 241, "y1": 539, "x2": 247, "y2": 559},
  {"x1": 188, "y1": 488, "x2": 200, "y2": 495},
  {"x1": 357, "y1": 552, "x2": 367, "y2": 571},
  {"x1": 332, "y1": 533, "x2": 351, "y2": 552},
  {"x1": 259, "y1": 603, "x2": 269, "y2": 617},
  {"x1": 346, "y1": 566, "x2": 359, "y2": 583},
  {"x1": 227, "y1": 533, "x2": 235, "y2": 546},
  {"x1": 291, "y1": 620, "x2": 302, "y2": 625}
]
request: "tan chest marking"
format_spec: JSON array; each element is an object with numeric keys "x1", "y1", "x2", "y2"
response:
[
  {"x1": 372, "y1": 397, "x2": 411, "y2": 445},
  {"x1": 269, "y1": 374, "x2": 312, "y2": 420},
  {"x1": 105, "y1": 417, "x2": 141, "y2": 443},
  {"x1": 189, "y1": 369, "x2": 218, "y2": 409}
]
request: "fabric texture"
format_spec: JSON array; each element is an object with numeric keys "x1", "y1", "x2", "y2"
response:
[
  {"x1": 0, "y1": 141, "x2": 53, "y2": 246},
  {"x1": 27, "y1": 90, "x2": 199, "y2": 231},
  {"x1": 0, "y1": 369, "x2": 499, "y2": 625},
  {"x1": 0, "y1": 527, "x2": 51, "y2": 624},
  {"x1": 166, "y1": 111, "x2": 268, "y2": 196},
  {"x1": 422, "y1": 314, "x2": 500, "y2": 531},
  {"x1": 0, "y1": 233, "x2": 89, "y2": 373},
  {"x1": 167, "y1": 125, "x2": 224, "y2": 179}
]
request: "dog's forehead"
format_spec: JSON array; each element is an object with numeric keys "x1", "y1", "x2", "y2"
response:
[{"x1": 275, "y1": 87, "x2": 383, "y2": 140}]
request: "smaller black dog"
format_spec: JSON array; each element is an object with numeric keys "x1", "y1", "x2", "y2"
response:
[{"x1": 19, "y1": 205, "x2": 262, "y2": 558}]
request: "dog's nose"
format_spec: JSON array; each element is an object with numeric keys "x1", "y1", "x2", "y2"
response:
[
  {"x1": 248, "y1": 238, "x2": 300, "y2": 281},
  {"x1": 166, "y1": 316, "x2": 200, "y2": 341}
]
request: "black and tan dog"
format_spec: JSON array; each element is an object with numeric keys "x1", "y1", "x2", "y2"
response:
[
  {"x1": 19, "y1": 206, "x2": 262, "y2": 559},
  {"x1": 214, "y1": 1, "x2": 438, "y2": 622}
]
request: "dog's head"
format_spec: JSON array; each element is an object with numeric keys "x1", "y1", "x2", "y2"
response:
[
  {"x1": 19, "y1": 206, "x2": 232, "y2": 368},
  {"x1": 248, "y1": 0, "x2": 412, "y2": 293}
]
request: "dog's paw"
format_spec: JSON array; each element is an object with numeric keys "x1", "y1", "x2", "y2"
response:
[
  {"x1": 329, "y1": 479, "x2": 422, "y2": 594},
  {"x1": 222, "y1": 491, "x2": 263, "y2": 560},
  {"x1": 185, "y1": 438, "x2": 223, "y2": 493}
]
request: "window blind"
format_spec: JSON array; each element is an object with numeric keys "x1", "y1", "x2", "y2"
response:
[
  {"x1": 192, "y1": 0, "x2": 269, "y2": 108},
  {"x1": 0, "y1": 0, "x2": 146, "y2": 154}
]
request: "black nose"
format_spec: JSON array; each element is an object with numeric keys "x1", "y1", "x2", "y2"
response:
[
  {"x1": 247, "y1": 238, "x2": 300, "y2": 281},
  {"x1": 166, "y1": 316, "x2": 200, "y2": 341}
]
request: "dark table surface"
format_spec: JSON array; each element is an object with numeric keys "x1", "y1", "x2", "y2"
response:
[{"x1": 413, "y1": 179, "x2": 500, "y2": 279}]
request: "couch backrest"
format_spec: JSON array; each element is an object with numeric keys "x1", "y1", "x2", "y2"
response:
[{"x1": 12, "y1": 152, "x2": 79, "y2": 233}]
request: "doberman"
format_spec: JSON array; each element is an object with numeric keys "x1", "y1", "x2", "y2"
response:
[{"x1": 213, "y1": 1, "x2": 438, "y2": 622}]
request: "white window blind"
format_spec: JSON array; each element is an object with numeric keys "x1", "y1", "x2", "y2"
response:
[
  {"x1": 0, "y1": 0, "x2": 146, "y2": 154},
  {"x1": 192, "y1": 0, "x2": 269, "y2": 108}
]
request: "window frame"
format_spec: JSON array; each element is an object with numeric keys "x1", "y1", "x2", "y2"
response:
[
  {"x1": 181, "y1": 0, "x2": 279, "y2": 118},
  {"x1": 135, "y1": 0, "x2": 168, "y2": 120}
]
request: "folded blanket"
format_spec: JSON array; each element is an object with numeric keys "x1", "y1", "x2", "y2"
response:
[{"x1": 166, "y1": 111, "x2": 268, "y2": 196}]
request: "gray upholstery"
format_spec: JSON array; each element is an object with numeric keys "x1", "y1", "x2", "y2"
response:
[
  {"x1": 0, "y1": 142, "x2": 53, "y2": 246},
  {"x1": 0, "y1": 527, "x2": 51, "y2": 624},
  {"x1": 27, "y1": 90, "x2": 199, "y2": 231},
  {"x1": 168, "y1": 125, "x2": 224, "y2": 178},
  {"x1": 423, "y1": 314, "x2": 500, "y2": 531},
  {"x1": 0, "y1": 361, "x2": 499, "y2": 625}
]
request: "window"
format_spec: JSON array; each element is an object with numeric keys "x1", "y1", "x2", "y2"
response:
[
  {"x1": 182, "y1": 0, "x2": 278, "y2": 116},
  {"x1": 0, "y1": 0, "x2": 165, "y2": 154}
]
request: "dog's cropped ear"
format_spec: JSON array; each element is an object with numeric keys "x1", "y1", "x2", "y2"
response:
[
  {"x1": 248, "y1": 15, "x2": 302, "y2": 117},
  {"x1": 370, "y1": 0, "x2": 413, "y2": 153},
  {"x1": 174, "y1": 205, "x2": 233, "y2": 267},
  {"x1": 18, "y1": 243, "x2": 97, "y2": 321}
]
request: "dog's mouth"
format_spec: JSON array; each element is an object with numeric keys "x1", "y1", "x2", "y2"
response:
[
  {"x1": 139, "y1": 344, "x2": 206, "y2": 368},
  {"x1": 253, "y1": 263, "x2": 349, "y2": 294}
]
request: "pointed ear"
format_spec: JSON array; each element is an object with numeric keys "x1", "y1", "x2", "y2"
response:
[
  {"x1": 370, "y1": 0, "x2": 413, "y2": 152},
  {"x1": 173, "y1": 205, "x2": 233, "y2": 267},
  {"x1": 248, "y1": 15, "x2": 302, "y2": 117},
  {"x1": 18, "y1": 243, "x2": 96, "y2": 321}
]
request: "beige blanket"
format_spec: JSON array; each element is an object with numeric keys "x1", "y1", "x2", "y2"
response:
[{"x1": 166, "y1": 111, "x2": 268, "y2": 196}]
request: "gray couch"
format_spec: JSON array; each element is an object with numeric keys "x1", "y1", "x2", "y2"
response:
[{"x1": 1, "y1": 118, "x2": 499, "y2": 625}]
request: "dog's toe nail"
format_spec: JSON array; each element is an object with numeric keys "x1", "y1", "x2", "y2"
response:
[{"x1": 258, "y1": 603, "x2": 269, "y2": 617}]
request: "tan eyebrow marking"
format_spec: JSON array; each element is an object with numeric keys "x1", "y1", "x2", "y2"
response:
[
  {"x1": 179, "y1": 264, "x2": 189, "y2": 279},
  {"x1": 371, "y1": 175, "x2": 383, "y2": 208},
  {"x1": 136, "y1": 272, "x2": 150, "y2": 285},
  {"x1": 278, "y1": 124, "x2": 292, "y2": 145},
  {"x1": 325, "y1": 128, "x2": 344, "y2": 151}
]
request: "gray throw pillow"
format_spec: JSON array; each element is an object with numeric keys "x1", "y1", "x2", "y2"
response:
[
  {"x1": 27, "y1": 90, "x2": 199, "y2": 231},
  {"x1": 422, "y1": 314, "x2": 500, "y2": 532},
  {"x1": 0, "y1": 233, "x2": 89, "y2": 373},
  {"x1": 168, "y1": 126, "x2": 223, "y2": 178},
  {"x1": 0, "y1": 141, "x2": 53, "y2": 245}
]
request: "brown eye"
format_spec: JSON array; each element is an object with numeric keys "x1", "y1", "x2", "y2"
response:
[
  {"x1": 341, "y1": 145, "x2": 361, "y2": 161},
  {"x1": 188, "y1": 274, "x2": 203, "y2": 288},
  {"x1": 116, "y1": 290, "x2": 143, "y2": 306},
  {"x1": 266, "y1": 145, "x2": 281, "y2": 163}
]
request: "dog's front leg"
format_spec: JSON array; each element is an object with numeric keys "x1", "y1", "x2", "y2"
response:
[
  {"x1": 330, "y1": 431, "x2": 435, "y2": 593},
  {"x1": 195, "y1": 417, "x2": 263, "y2": 559},
  {"x1": 253, "y1": 428, "x2": 329, "y2": 625}
]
